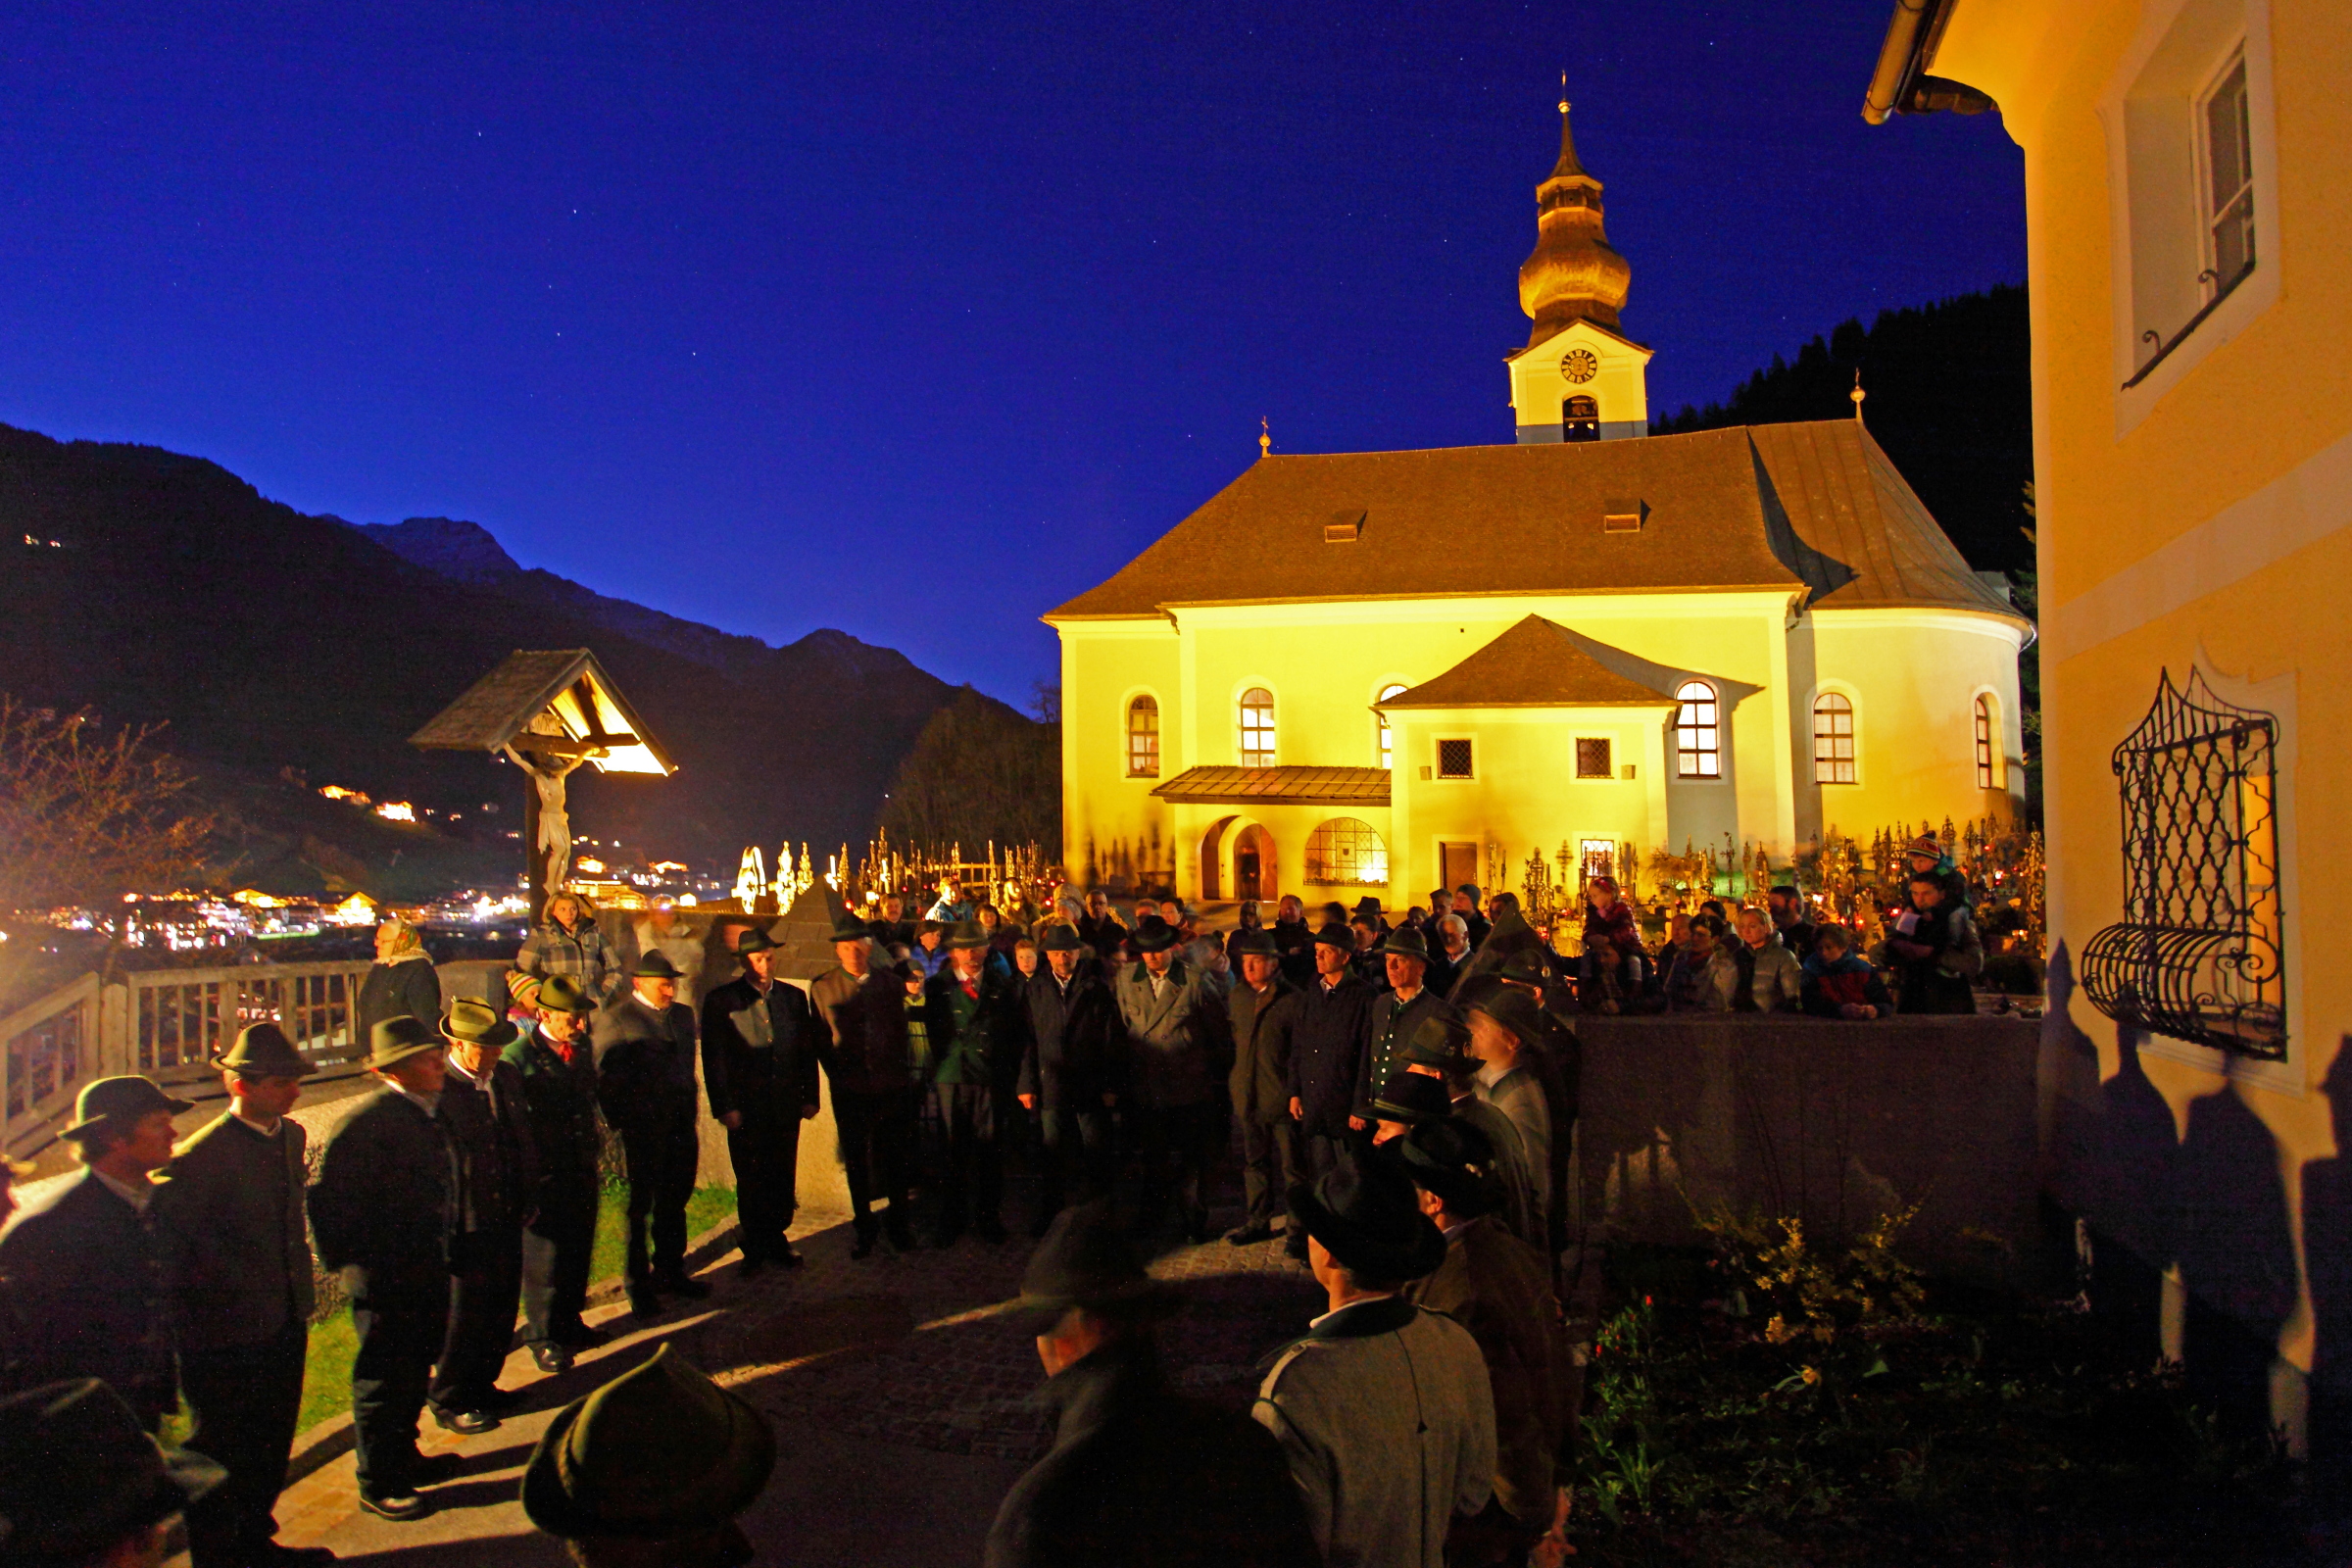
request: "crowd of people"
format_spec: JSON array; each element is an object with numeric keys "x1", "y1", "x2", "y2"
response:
[{"x1": 0, "y1": 836, "x2": 1990, "y2": 1568}]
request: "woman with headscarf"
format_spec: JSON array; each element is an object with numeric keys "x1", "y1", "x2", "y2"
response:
[{"x1": 357, "y1": 916, "x2": 442, "y2": 1041}]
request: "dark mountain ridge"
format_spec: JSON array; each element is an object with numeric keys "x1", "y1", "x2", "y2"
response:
[{"x1": 0, "y1": 422, "x2": 1006, "y2": 882}]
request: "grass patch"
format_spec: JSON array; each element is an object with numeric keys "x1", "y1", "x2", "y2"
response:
[
  {"x1": 1572, "y1": 1222, "x2": 2302, "y2": 1567},
  {"x1": 295, "y1": 1185, "x2": 739, "y2": 1433}
]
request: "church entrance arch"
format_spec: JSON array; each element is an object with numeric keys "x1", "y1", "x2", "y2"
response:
[
  {"x1": 1234, "y1": 823, "x2": 1277, "y2": 902},
  {"x1": 1200, "y1": 816, "x2": 1237, "y2": 902}
]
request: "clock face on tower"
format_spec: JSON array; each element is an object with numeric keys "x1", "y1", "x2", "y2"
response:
[{"x1": 1561, "y1": 348, "x2": 1599, "y2": 384}]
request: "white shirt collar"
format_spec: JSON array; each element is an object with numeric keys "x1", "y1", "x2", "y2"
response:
[
  {"x1": 91, "y1": 1168, "x2": 154, "y2": 1214},
  {"x1": 1308, "y1": 1292, "x2": 1398, "y2": 1331},
  {"x1": 231, "y1": 1106, "x2": 284, "y2": 1137}
]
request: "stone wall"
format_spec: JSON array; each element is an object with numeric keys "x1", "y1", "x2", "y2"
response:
[{"x1": 1573, "y1": 1014, "x2": 2052, "y2": 1289}]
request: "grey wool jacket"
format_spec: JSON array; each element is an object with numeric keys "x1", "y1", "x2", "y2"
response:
[
  {"x1": 1252, "y1": 1295, "x2": 1496, "y2": 1568},
  {"x1": 153, "y1": 1110, "x2": 316, "y2": 1351}
]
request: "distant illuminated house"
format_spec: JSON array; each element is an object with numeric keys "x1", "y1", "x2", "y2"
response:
[{"x1": 1049, "y1": 103, "x2": 2030, "y2": 902}]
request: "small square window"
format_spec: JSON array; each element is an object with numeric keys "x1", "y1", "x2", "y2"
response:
[
  {"x1": 1436, "y1": 738, "x2": 1474, "y2": 780},
  {"x1": 1576, "y1": 737, "x2": 1612, "y2": 779}
]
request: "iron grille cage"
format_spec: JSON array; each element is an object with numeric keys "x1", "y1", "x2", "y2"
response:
[{"x1": 2082, "y1": 668, "x2": 2284, "y2": 1058}]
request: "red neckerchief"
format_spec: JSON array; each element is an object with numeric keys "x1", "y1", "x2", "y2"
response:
[{"x1": 960, "y1": 977, "x2": 980, "y2": 1002}]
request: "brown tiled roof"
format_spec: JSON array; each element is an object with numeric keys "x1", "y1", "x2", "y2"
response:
[
  {"x1": 410, "y1": 648, "x2": 673, "y2": 774},
  {"x1": 1150, "y1": 765, "x2": 1392, "y2": 807},
  {"x1": 1046, "y1": 420, "x2": 2020, "y2": 625},
  {"x1": 1380, "y1": 615, "x2": 1681, "y2": 709}
]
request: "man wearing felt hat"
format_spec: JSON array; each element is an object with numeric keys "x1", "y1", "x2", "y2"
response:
[
  {"x1": 151, "y1": 1025, "x2": 334, "y2": 1567},
  {"x1": 428, "y1": 999, "x2": 541, "y2": 1436},
  {"x1": 924, "y1": 919, "x2": 1030, "y2": 1247},
  {"x1": 985, "y1": 1201, "x2": 1318, "y2": 1568},
  {"x1": 1253, "y1": 1149, "x2": 1495, "y2": 1568},
  {"x1": 1285, "y1": 923, "x2": 1377, "y2": 1255},
  {"x1": 0, "y1": 1075, "x2": 191, "y2": 1429},
  {"x1": 307, "y1": 1017, "x2": 462, "y2": 1520},
  {"x1": 1459, "y1": 983, "x2": 1554, "y2": 1252},
  {"x1": 1396, "y1": 1014, "x2": 1543, "y2": 1251},
  {"x1": 593, "y1": 949, "x2": 710, "y2": 1315},
  {"x1": 522, "y1": 1344, "x2": 775, "y2": 1568},
  {"x1": 505, "y1": 974, "x2": 608, "y2": 1371},
  {"x1": 809, "y1": 909, "x2": 918, "y2": 1258},
  {"x1": 1353, "y1": 925, "x2": 1449, "y2": 1128},
  {"x1": 1391, "y1": 1120, "x2": 1572, "y2": 1565},
  {"x1": 0, "y1": 1378, "x2": 226, "y2": 1568},
  {"x1": 701, "y1": 928, "x2": 822, "y2": 1274},
  {"x1": 1018, "y1": 923, "x2": 1120, "y2": 1238},
  {"x1": 1111, "y1": 916, "x2": 1226, "y2": 1244},
  {"x1": 1224, "y1": 926, "x2": 1301, "y2": 1247}
]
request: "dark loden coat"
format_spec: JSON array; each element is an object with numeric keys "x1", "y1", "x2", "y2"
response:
[
  {"x1": 1289, "y1": 972, "x2": 1376, "y2": 1139},
  {"x1": 440, "y1": 1057, "x2": 541, "y2": 1239},
  {"x1": 356, "y1": 958, "x2": 442, "y2": 1048},
  {"x1": 985, "y1": 1338, "x2": 1321, "y2": 1568},
  {"x1": 592, "y1": 993, "x2": 702, "y2": 1130},
  {"x1": 0, "y1": 1170, "x2": 176, "y2": 1423},
  {"x1": 809, "y1": 965, "x2": 915, "y2": 1097},
  {"x1": 1227, "y1": 975, "x2": 1302, "y2": 1125},
  {"x1": 1020, "y1": 966, "x2": 1121, "y2": 1110},
  {"x1": 153, "y1": 1111, "x2": 315, "y2": 1353},
  {"x1": 701, "y1": 975, "x2": 823, "y2": 1125},
  {"x1": 308, "y1": 1087, "x2": 457, "y2": 1308},
  {"x1": 501, "y1": 1029, "x2": 603, "y2": 1187}
]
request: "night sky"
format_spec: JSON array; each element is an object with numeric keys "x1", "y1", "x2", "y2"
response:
[{"x1": 0, "y1": 4, "x2": 2024, "y2": 705}]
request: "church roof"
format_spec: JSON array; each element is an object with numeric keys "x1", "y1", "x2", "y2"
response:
[
  {"x1": 1378, "y1": 615, "x2": 1680, "y2": 709},
  {"x1": 1044, "y1": 420, "x2": 2022, "y2": 627}
]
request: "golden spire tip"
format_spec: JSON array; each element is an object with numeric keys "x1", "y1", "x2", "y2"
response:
[{"x1": 1259, "y1": 416, "x2": 1271, "y2": 457}]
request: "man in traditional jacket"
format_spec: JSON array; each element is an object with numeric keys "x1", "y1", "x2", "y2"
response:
[
  {"x1": 1396, "y1": 1015, "x2": 1544, "y2": 1252},
  {"x1": 430, "y1": 999, "x2": 541, "y2": 1434},
  {"x1": 1018, "y1": 924, "x2": 1119, "y2": 1236},
  {"x1": 1391, "y1": 1118, "x2": 1571, "y2": 1565},
  {"x1": 986, "y1": 1201, "x2": 1319, "y2": 1568},
  {"x1": 152, "y1": 1024, "x2": 332, "y2": 1568},
  {"x1": 1286, "y1": 924, "x2": 1375, "y2": 1255},
  {"x1": 1270, "y1": 894, "x2": 1316, "y2": 988},
  {"x1": 309, "y1": 1018, "x2": 462, "y2": 1521},
  {"x1": 925, "y1": 920, "x2": 1029, "y2": 1246},
  {"x1": 1111, "y1": 917, "x2": 1224, "y2": 1243},
  {"x1": 1253, "y1": 1150, "x2": 1495, "y2": 1568},
  {"x1": 1354, "y1": 926, "x2": 1449, "y2": 1125},
  {"x1": 1225, "y1": 927, "x2": 1301, "y2": 1247},
  {"x1": 702, "y1": 929, "x2": 822, "y2": 1272},
  {"x1": 810, "y1": 910, "x2": 918, "y2": 1257},
  {"x1": 0, "y1": 1076, "x2": 190, "y2": 1428},
  {"x1": 594, "y1": 950, "x2": 710, "y2": 1316},
  {"x1": 504, "y1": 975, "x2": 606, "y2": 1373}
]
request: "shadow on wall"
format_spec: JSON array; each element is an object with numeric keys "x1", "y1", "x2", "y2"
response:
[
  {"x1": 2047, "y1": 941, "x2": 2302, "y2": 1450},
  {"x1": 2304, "y1": 1046, "x2": 2352, "y2": 1499}
]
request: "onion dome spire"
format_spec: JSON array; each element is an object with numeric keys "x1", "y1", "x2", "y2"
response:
[{"x1": 1517, "y1": 79, "x2": 1633, "y2": 344}]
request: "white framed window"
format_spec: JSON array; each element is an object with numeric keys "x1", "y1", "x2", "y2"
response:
[
  {"x1": 2200, "y1": 52, "x2": 2254, "y2": 298},
  {"x1": 1125, "y1": 695, "x2": 1160, "y2": 778},
  {"x1": 1814, "y1": 693, "x2": 1856, "y2": 784},
  {"x1": 1239, "y1": 687, "x2": 1276, "y2": 767},
  {"x1": 1673, "y1": 682, "x2": 1719, "y2": 778},
  {"x1": 1376, "y1": 684, "x2": 1407, "y2": 768}
]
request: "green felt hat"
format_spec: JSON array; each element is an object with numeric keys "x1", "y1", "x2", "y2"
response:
[
  {"x1": 441, "y1": 997, "x2": 519, "y2": 1050},
  {"x1": 535, "y1": 975, "x2": 595, "y2": 1016},
  {"x1": 59, "y1": 1077, "x2": 195, "y2": 1142},
  {"x1": 733, "y1": 927, "x2": 777, "y2": 956},
  {"x1": 1398, "y1": 1011, "x2": 1476, "y2": 1071},
  {"x1": 943, "y1": 920, "x2": 991, "y2": 952},
  {"x1": 828, "y1": 910, "x2": 874, "y2": 944},
  {"x1": 521, "y1": 1346, "x2": 775, "y2": 1542},
  {"x1": 1383, "y1": 1115, "x2": 1503, "y2": 1219},
  {"x1": 1006, "y1": 1199, "x2": 1181, "y2": 1334},
  {"x1": 211, "y1": 1023, "x2": 318, "y2": 1079},
  {"x1": 1380, "y1": 926, "x2": 1430, "y2": 962},
  {"x1": 1310, "y1": 922, "x2": 1353, "y2": 950},
  {"x1": 366, "y1": 1015, "x2": 443, "y2": 1070},
  {"x1": 0, "y1": 1380, "x2": 223, "y2": 1562},
  {"x1": 1467, "y1": 985, "x2": 1544, "y2": 1049}
]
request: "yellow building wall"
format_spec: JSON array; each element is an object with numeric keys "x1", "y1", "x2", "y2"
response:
[
  {"x1": 1058, "y1": 620, "x2": 1179, "y2": 890},
  {"x1": 1924, "y1": 0, "x2": 2352, "y2": 1445}
]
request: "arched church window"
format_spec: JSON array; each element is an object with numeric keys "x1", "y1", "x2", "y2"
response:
[
  {"x1": 1814, "y1": 693, "x2": 1856, "y2": 784},
  {"x1": 1239, "y1": 688, "x2": 1276, "y2": 767},
  {"x1": 1975, "y1": 694, "x2": 2000, "y2": 789},
  {"x1": 1673, "y1": 681, "x2": 1720, "y2": 777},
  {"x1": 1376, "y1": 684, "x2": 1407, "y2": 768},
  {"x1": 1563, "y1": 395, "x2": 1600, "y2": 443},
  {"x1": 1126, "y1": 695, "x2": 1159, "y2": 778},
  {"x1": 1304, "y1": 818, "x2": 1389, "y2": 887}
]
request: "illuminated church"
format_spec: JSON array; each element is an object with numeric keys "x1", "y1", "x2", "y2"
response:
[{"x1": 1047, "y1": 99, "x2": 2030, "y2": 904}]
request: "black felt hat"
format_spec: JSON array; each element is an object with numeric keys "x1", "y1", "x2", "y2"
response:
[
  {"x1": 1288, "y1": 1148, "x2": 1446, "y2": 1284},
  {"x1": 1384, "y1": 1116, "x2": 1504, "y2": 1219},
  {"x1": 1370, "y1": 1068, "x2": 1452, "y2": 1125},
  {"x1": 828, "y1": 910, "x2": 874, "y2": 943},
  {"x1": 1129, "y1": 917, "x2": 1179, "y2": 955},
  {"x1": 521, "y1": 1346, "x2": 775, "y2": 1542},
  {"x1": 0, "y1": 1379, "x2": 223, "y2": 1561},
  {"x1": 944, "y1": 920, "x2": 992, "y2": 952},
  {"x1": 734, "y1": 927, "x2": 778, "y2": 956},
  {"x1": 1006, "y1": 1199, "x2": 1182, "y2": 1334},
  {"x1": 1352, "y1": 897, "x2": 1386, "y2": 919},
  {"x1": 1037, "y1": 923, "x2": 1085, "y2": 954},
  {"x1": 58, "y1": 1077, "x2": 195, "y2": 1142},
  {"x1": 1310, "y1": 922, "x2": 1353, "y2": 950},
  {"x1": 1497, "y1": 950, "x2": 1550, "y2": 986},
  {"x1": 632, "y1": 950, "x2": 682, "y2": 979},
  {"x1": 1227, "y1": 927, "x2": 1278, "y2": 958},
  {"x1": 211, "y1": 1022, "x2": 318, "y2": 1079},
  {"x1": 1468, "y1": 985, "x2": 1544, "y2": 1049}
]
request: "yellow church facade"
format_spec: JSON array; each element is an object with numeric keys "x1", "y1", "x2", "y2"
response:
[
  {"x1": 1865, "y1": 0, "x2": 2350, "y2": 1453},
  {"x1": 1049, "y1": 107, "x2": 2031, "y2": 906}
]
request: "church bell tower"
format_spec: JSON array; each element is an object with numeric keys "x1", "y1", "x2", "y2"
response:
[{"x1": 1507, "y1": 88, "x2": 1652, "y2": 443}]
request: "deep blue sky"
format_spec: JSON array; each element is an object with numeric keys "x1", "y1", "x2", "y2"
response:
[{"x1": 0, "y1": 3, "x2": 2024, "y2": 705}]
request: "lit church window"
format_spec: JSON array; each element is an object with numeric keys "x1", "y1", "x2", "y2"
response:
[
  {"x1": 1240, "y1": 688, "x2": 1276, "y2": 767},
  {"x1": 1126, "y1": 695, "x2": 1159, "y2": 777},
  {"x1": 1305, "y1": 817, "x2": 1389, "y2": 886},
  {"x1": 1814, "y1": 693, "x2": 1856, "y2": 784},
  {"x1": 1673, "y1": 682, "x2": 1719, "y2": 777}
]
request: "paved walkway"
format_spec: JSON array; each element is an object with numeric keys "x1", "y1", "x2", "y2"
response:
[{"x1": 244, "y1": 1204, "x2": 1324, "y2": 1567}]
